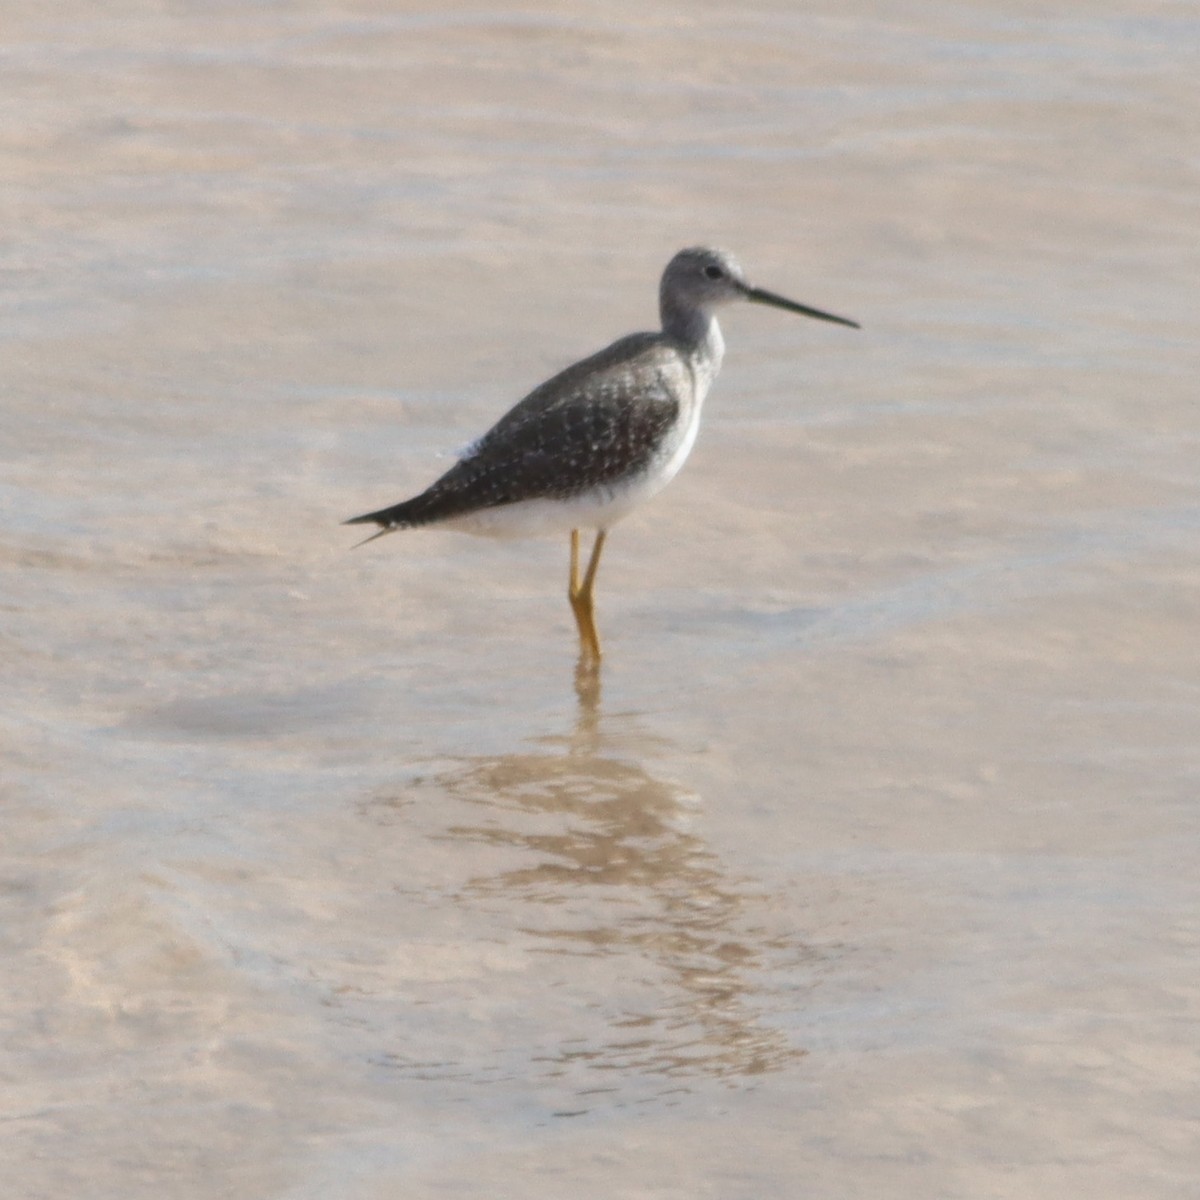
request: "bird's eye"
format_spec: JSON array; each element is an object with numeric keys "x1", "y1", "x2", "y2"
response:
[{"x1": 704, "y1": 265, "x2": 723, "y2": 280}]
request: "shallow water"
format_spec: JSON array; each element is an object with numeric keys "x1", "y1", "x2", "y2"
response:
[{"x1": 4, "y1": 2, "x2": 1198, "y2": 1197}]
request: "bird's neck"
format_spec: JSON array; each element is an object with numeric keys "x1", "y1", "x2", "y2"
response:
[{"x1": 661, "y1": 303, "x2": 725, "y2": 378}]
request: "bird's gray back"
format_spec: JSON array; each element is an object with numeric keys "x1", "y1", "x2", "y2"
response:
[{"x1": 401, "y1": 332, "x2": 697, "y2": 523}]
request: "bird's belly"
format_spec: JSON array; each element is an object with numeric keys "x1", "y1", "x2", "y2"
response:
[{"x1": 439, "y1": 475, "x2": 656, "y2": 539}]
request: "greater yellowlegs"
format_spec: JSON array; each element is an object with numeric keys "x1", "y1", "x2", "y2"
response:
[{"x1": 346, "y1": 247, "x2": 858, "y2": 663}]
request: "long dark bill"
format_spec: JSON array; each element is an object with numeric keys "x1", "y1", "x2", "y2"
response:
[{"x1": 744, "y1": 285, "x2": 860, "y2": 329}]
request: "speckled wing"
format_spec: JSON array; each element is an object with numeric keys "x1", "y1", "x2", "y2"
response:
[{"x1": 348, "y1": 334, "x2": 691, "y2": 529}]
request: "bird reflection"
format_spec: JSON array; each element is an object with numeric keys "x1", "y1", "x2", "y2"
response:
[{"x1": 428, "y1": 666, "x2": 806, "y2": 1087}]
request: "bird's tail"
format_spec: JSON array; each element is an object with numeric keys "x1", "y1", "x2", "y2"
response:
[
  {"x1": 343, "y1": 497, "x2": 426, "y2": 548},
  {"x1": 346, "y1": 524, "x2": 396, "y2": 549}
]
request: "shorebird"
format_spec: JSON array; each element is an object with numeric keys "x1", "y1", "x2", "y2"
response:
[{"x1": 346, "y1": 247, "x2": 858, "y2": 663}]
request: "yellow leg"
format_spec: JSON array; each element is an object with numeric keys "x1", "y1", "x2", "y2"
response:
[
  {"x1": 569, "y1": 528, "x2": 582, "y2": 598},
  {"x1": 568, "y1": 528, "x2": 607, "y2": 663}
]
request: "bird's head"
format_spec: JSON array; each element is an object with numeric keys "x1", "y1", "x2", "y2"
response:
[{"x1": 660, "y1": 246, "x2": 859, "y2": 329}]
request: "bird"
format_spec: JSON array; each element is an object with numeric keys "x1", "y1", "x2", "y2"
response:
[{"x1": 346, "y1": 246, "x2": 858, "y2": 664}]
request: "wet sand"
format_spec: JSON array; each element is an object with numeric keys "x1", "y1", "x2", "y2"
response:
[{"x1": 3, "y1": 2, "x2": 1198, "y2": 1197}]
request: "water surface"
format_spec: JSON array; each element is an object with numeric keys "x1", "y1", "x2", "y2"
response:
[{"x1": 3, "y1": 3, "x2": 1198, "y2": 1197}]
